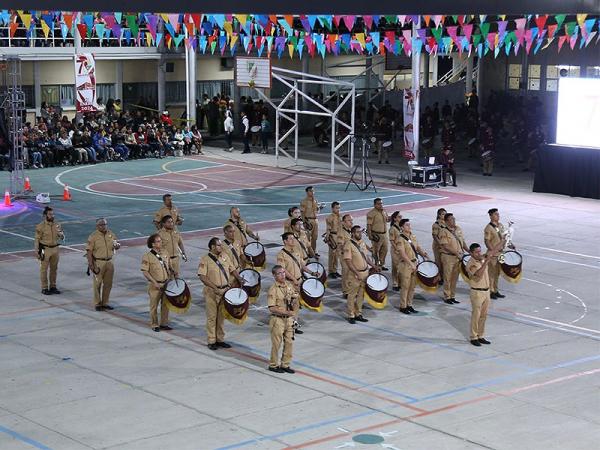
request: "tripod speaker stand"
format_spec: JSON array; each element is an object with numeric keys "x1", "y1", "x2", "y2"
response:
[{"x1": 345, "y1": 134, "x2": 378, "y2": 192}]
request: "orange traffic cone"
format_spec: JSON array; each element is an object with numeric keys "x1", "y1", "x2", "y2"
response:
[
  {"x1": 24, "y1": 177, "x2": 32, "y2": 192},
  {"x1": 4, "y1": 190, "x2": 12, "y2": 207},
  {"x1": 62, "y1": 184, "x2": 72, "y2": 201}
]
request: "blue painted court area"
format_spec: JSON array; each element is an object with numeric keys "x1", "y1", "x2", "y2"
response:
[{"x1": 0, "y1": 157, "x2": 443, "y2": 253}]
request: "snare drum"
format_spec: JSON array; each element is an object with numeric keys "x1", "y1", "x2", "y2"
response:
[
  {"x1": 223, "y1": 287, "x2": 249, "y2": 325},
  {"x1": 300, "y1": 277, "x2": 325, "y2": 312},
  {"x1": 416, "y1": 261, "x2": 440, "y2": 293},
  {"x1": 382, "y1": 140, "x2": 392, "y2": 148},
  {"x1": 250, "y1": 125, "x2": 261, "y2": 133},
  {"x1": 243, "y1": 241, "x2": 266, "y2": 270},
  {"x1": 500, "y1": 250, "x2": 523, "y2": 283},
  {"x1": 460, "y1": 254, "x2": 472, "y2": 282},
  {"x1": 303, "y1": 261, "x2": 327, "y2": 286},
  {"x1": 365, "y1": 273, "x2": 388, "y2": 310},
  {"x1": 239, "y1": 268, "x2": 261, "y2": 303},
  {"x1": 163, "y1": 278, "x2": 192, "y2": 314}
]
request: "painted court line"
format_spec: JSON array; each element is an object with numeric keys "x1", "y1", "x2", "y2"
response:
[
  {"x1": 526, "y1": 245, "x2": 600, "y2": 260},
  {"x1": 0, "y1": 425, "x2": 53, "y2": 450}
]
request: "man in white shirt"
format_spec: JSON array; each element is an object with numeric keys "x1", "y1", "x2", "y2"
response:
[{"x1": 241, "y1": 112, "x2": 250, "y2": 154}]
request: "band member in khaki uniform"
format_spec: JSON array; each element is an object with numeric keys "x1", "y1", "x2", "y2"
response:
[
  {"x1": 300, "y1": 186, "x2": 321, "y2": 255},
  {"x1": 291, "y1": 218, "x2": 315, "y2": 262},
  {"x1": 431, "y1": 208, "x2": 447, "y2": 285},
  {"x1": 325, "y1": 202, "x2": 342, "y2": 278},
  {"x1": 267, "y1": 265, "x2": 299, "y2": 374},
  {"x1": 141, "y1": 234, "x2": 174, "y2": 332},
  {"x1": 466, "y1": 243, "x2": 497, "y2": 346},
  {"x1": 439, "y1": 213, "x2": 469, "y2": 305},
  {"x1": 198, "y1": 237, "x2": 243, "y2": 350},
  {"x1": 283, "y1": 207, "x2": 301, "y2": 233},
  {"x1": 344, "y1": 225, "x2": 380, "y2": 324},
  {"x1": 153, "y1": 194, "x2": 183, "y2": 229},
  {"x1": 366, "y1": 198, "x2": 389, "y2": 270},
  {"x1": 222, "y1": 224, "x2": 244, "y2": 272},
  {"x1": 224, "y1": 206, "x2": 259, "y2": 247},
  {"x1": 484, "y1": 208, "x2": 511, "y2": 299},
  {"x1": 338, "y1": 214, "x2": 353, "y2": 297},
  {"x1": 158, "y1": 215, "x2": 187, "y2": 277},
  {"x1": 388, "y1": 211, "x2": 403, "y2": 291},
  {"x1": 86, "y1": 218, "x2": 120, "y2": 311},
  {"x1": 397, "y1": 219, "x2": 428, "y2": 314},
  {"x1": 35, "y1": 206, "x2": 64, "y2": 295}
]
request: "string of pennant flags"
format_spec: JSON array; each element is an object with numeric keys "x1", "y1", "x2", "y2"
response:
[{"x1": 1, "y1": 11, "x2": 598, "y2": 58}]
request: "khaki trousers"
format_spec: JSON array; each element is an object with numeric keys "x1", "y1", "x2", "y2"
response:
[
  {"x1": 432, "y1": 243, "x2": 443, "y2": 278},
  {"x1": 40, "y1": 246, "x2": 59, "y2": 290},
  {"x1": 340, "y1": 248, "x2": 349, "y2": 294},
  {"x1": 205, "y1": 288, "x2": 225, "y2": 344},
  {"x1": 488, "y1": 257, "x2": 500, "y2": 293},
  {"x1": 372, "y1": 234, "x2": 388, "y2": 266},
  {"x1": 306, "y1": 219, "x2": 318, "y2": 252},
  {"x1": 328, "y1": 243, "x2": 339, "y2": 273},
  {"x1": 346, "y1": 275, "x2": 366, "y2": 318},
  {"x1": 483, "y1": 159, "x2": 494, "y2": 174},
  {"x1": 148, "y1": 284, "x2": 169, "y2": 328},
  {"x1": 470, "y1": 290, "x2": 490, "y2": 340},
  {"x1": 391, "y1": 252, "x2": 400, "y2": 288},
  {"x1": 399, "y1": 265, "x2": 416, "y2": 309},
  {"x1": 169, "y1": 256, "x2": 180, "y2": 277},
  {"x1": 269, "y1": 316, "x2": 294, "y2": 368},
  {"x1": 441, "y1": 254, "x2": 460, "y2": 300},
  {"x1": 93, "y1": 260, "x2": 114, "y2": 306}
]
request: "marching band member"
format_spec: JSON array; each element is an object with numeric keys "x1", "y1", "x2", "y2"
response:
[
  {"x1": 300, "y1": 186, "x2": 321, "y2": 256},
  {"x1": 141, "y1": 234, "x2": 173, "y2": 332},
  {"x1": 439, "y1": 213, "x2": 469, "y2": 305},
  {"x1": 224, "y1": 206, "x2": 259, "y2": 247},
  {"x1": 158, "y1": 215, "x2": 186, "y2": 277},
  {"x1": 484, "y1": 208, "x2": 512, "y2": 299},
  {"x1": 283, "y1": 206, "x2": 301, "y2": 233},
  {"x1": 198, "y1": 237, "x2": 243, "y2": 350},
  {"x1": 86, "y1": 218, "x2": 120, "y2": 311},
  {"x1": 153, "y1": 193, "x2": 183, "y2": 229},
  {"x1": 431, "y1": 208, "x2": 447, "y2": 286},
  {"x1": 222, "y1": 224, "x2": 245, "y2": 272},
  {"x1": 339, "y1": 214, "x2": 353, "y2": 298},
  {"x1": 291, "y1": 218, "x2": 315, "y2": 262},
  {"x1": 397, "y1": 219, "x2": 428, "y2": 315},
  {"x1": 388, "y1": 211, "x2": 403, "y2": 292},
  {"x1": 35, "y1": 206, "x2": 64, "y2": 295},
  {"x1": 366, "y1": 198, "x2": 390, "y2": 270},
  {"x1": 325, "y1": 202, "x2": 342, "y2": 279}
]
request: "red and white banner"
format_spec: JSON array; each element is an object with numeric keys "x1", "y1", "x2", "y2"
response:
[
  {"x1": 74, "y1": 53, "x2": 97, "y2": 112},
  {"x1": 402, "y1": 88, "x2": 419, "y2": 160}
]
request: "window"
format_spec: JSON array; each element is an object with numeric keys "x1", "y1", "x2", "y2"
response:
[
  {"x1": 195, "y1": 81, "x2": 233, "y2": 99},
  {"x1": 40, "y1": 84, "x2": 75, "y2": 107},
  {"x1": 22, "y1": 85, "x2": 35, "y2": 108},
  {"x1": 508, "y1": 63, "x2": 521, "y2": 90},
  {"x1": 60, "y1": 85, "x2": 74, "y2": 107},
  {"x1": 527, "y1": 64, "x2": 541, "y2": 91},
  {"x1": 41, "y1": 85, "x2": 60, "y2": 106},
  {"x1": 96, "y1": 83, "x2": 116, "y2": 102},
  {"x1": 166, "y1": 81, "x2": 186, "y2": 103},
  {"x1": 586, "y1": 66, "x2": 600, "y2": 78},
  {"x1": 546, "y1": 65, "x2": 581, "y2": 91}
]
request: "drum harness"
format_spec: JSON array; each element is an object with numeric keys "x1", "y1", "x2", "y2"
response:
[
  {"x1": 294, "y1": 233, "x2": 310, "y2": 260},
  {"x1": 349, "y1": 240, "x2": 370, "y2": 273},
  {"x1": 441, "y1": 226, "x2": 463, "y2": 259},
  {"x1": 399, "y1": 233, "x2": 418, "y2": 263},
  {"x1": 148, "y1": 250, "x2": 170, "y2": 287},
  {"x1": 223, "y1": 239, "x2": 241, "y2": 267},
  {"x1": 207, "y1": 253, "x2": 230, "y2": 290},
  {"x1": 282, "y1": 248, "x2": 304, "y2": 281}
]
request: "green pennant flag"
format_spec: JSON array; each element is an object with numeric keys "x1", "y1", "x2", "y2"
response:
[
  {"x1": 479, "y1": 23, "x2": 490, "y2": 39},
  {"x1": 565, "y1": 21, "x2": 577, "y2": 37},
  {"x1": 210, "y1": 40, "x2": 217, "y2": 54},
  {"x1": 431, "y1": 27, "x2": 443, "y2": 42},
  {"x1": 126, "y1": 15, "x2": 139, "y2": 37},
  {"x1": 503, "y1": 30, "x2": 515, "y2": 44},
  {"x1": 452, "y1": 15, "x2": 458, "y2": 23},
  {"x1": 384, "y1": 15, "x2": 396, "y2": 24},
  {"x1": 554, "y1": 14, "x2": 566, "y2": 29},
  {"x1": 473, "y1": 34, "x2": 482, "y2": 45}
]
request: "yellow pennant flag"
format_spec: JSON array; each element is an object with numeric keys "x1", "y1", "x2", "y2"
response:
[
  {"x1": 20, "y1": 13, "x2": 32, "y2": 30},
  {"x1": 499, "y1": 15, "x2": 506, "y2": 21},
  {"x1": 146, "y1": 32, "x2": 153, "y2": 47},
  {"x1": 576, "y1": 13, "x2": 588, "y2": 28},
  {"x1": 355, "y1": 32, "x2": 366, "y2": 48},
  {"x1": 41, "y1": 20, "x2": 51, "y2": 38},
  {"x1": 160, "y1": 13, "x2": 169, "y2": 23},
  {"x1": 235, "y1": 14, "x2": 247, "y2": 26},
  {"x1": 223, "y1": 22, "x2": 233, "y2": 36},
  {"x1": 230, "y1": 34, "x2": 239, "y2": 49},
  {"x1": 288, "y1": 44, "x2": 295, "y2": 58}
]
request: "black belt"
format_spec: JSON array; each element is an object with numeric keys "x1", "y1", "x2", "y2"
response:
[
  {"x1": 305, "y1": 217, "x2": 316, "y2": 219},
  {"x1": 471, "y1": 287, "x2": 489, "y2": 291},
  {"x1": 442, "y1": 252, "x2": 458, "y2": 256},
  {"x1": 96, "y1": 257, "x2": 112, "y2": 261},
  {"x1": 329, "y1": 231, "x2": 337, "y2": 234},
  {"x1": 372, "y1": 230, "x2": 386, "y2": 234},
  {"x1": 41, "y1": 244, "x2": 59, "y2": 248},
  {"x1": 410, "y1": 259, "x2": 417, "y2": 263},
  {"x1": 215, "y1": 285, "x2": 229, "y2": 289},
  {"x1": 358, "y1": 267, "x2": 369, "y2": 272},
  {"x1": 156, "y1": 279, "x2": 167, "y2": 283},
  {"x1": 271, "y1": 314, "x2": 289, "y2": 319},
  {"x1": 169, "y1": 256, "x2": 178, "y2": 259}
]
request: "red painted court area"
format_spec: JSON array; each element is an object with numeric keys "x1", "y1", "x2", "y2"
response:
[{"x1": 89, "y1": 164, "x2": 338, "y2": 195}]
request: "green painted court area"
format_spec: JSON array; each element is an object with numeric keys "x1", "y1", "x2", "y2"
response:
[{"x1": 0, "y1": 157, "x2": 443, "y2": 254}]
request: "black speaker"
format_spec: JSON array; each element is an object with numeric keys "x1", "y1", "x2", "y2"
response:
[
  {"x1": 165, "y1": 62, "x2": 175, "y2": 73},
  {"x1": 220, "y1": 57, "x2": 234, "y2": 69}
]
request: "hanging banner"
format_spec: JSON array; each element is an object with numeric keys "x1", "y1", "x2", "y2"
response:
[
  {"x1": 74, "y1": 53, "x2": 98, "y2": 112},
  {"x1": 402, "y1": 87, "x2": 418, "y2": 159}
]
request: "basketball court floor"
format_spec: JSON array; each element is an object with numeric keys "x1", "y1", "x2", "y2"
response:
[{"x1": 0, "y1": 147, "x2": 599, "y2": 450}]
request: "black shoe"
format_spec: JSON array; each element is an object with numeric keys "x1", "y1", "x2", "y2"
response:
[
  {"x1": 451, "y1": 299, "x2": 460, "y2": 304},
  {"x1": 268, "y1": 366, "x2": 284, "y2": 373},
  {"x1": 347, "y1": 317, "x2": 356, "y2": 324},
  {"x1": 315, "y1": 253, "x2": 320, "y2": 258},
  {"x1": 159, "y1": 325, "x2": 173, "y2": 331},
  {"x1": 495, "y1": 292, "x2": 506, "y2": 298},
  {"x1": 470, "y1": 339, "x2": 482, "y2": 346},
  {"x1": 438, "y1": 279, "x2": 444, "y2": 286},
  {"x1": 381, "y1": 266, "x2": 389, "y2": 271},
  {"x1": 329, "y1": 273, "x2": 338, "y2": 279},
  {"x1": 95, "y1": 305, "x2": 103, "y2": 311},
  {"x1": 103, "y1": 305, "x2": 114, "y2": 310},
  {"x1": 42, "y1": 289, "x2": 51, "y2": 295},
  {"x1": 49, "y1": 287, "x2": 61, "y2": 294},
  {"x1": 295, "y1": 329, "x2": 304, "y2": 335},
  {"x1": 490, "y1": 292, "x2": 498, "y2": 299},
  {"x1": 152, "y1": 327, "x2": 160, "y2": 332},
  {"x1": 343, "y1": 294, "x2": 348, "y2": 299},
  {"x1": 453, "y1": 184, "x2": 458, "y2": 187},
  {"x1": 208, "y1": 343, "x2": 218, "y2": 350},
  {"x1": 281, "y1": 367, "x2": 295, "y2": 374},
  {"x1": 355, "y1": 315, "x2": 368, "y2": 322},
  {"x1": 444, "y1": 299, "x2": 454, "y2": 305},
  {"x1": 478, "y1": 338, "x2": 491, "y2": 345},
  {"x1": 334, "y1": 272, "x2": 342, "y2": 278},
  {"x1": 408, "y1": 306, "x2": 419, "y2": 314},
  {"x1": 400, "y1": 308, "x2": 411, "y2": 315},
  {"x1": 393, "y1": 286, "x2": 400, "y2": 291},
  {"x1": 216, "y1": 342, "x2": 231, "y2": 348},
  {"x1": 242, "y1": 151, "x2": 251, "y2": 154}
]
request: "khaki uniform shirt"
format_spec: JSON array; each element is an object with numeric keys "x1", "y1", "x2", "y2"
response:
[
  {"x1": 389, "y1": 224, "x2": 403, "y2": 255},
  {"x1": 34, "y1": 220, "x2": 62, "y2": 249},
  {"x1": 222, "y1": 238, "x2": 243, "y2": 271},
  {"x1": 300, "y1": 196, "x2": 318, "y2": 219},
  {"x1": 141, "y1": 251, "x2": 170, "y2": 282},
  {"x1": 343, "y1": 239, "x2": 370, "y2": 278},
  {"x1": 154, "y1": 205, "x2": 180, "y2": 227},
  {"x1": 198, "y1": 252, "x2": 234, "y2": 288},
  {"x1": 86, "y1": 230, "x2": 118, "y2": 259},
  {"x1": 277, "y1": 248, "x2": 304, "y2": 282},
  {"x1": 224, "y1": 218, "x2": 250, "y2": 246},
  {"x1": 293, "y1": 231, "x2": 311, "y2": 261},
  {"x1": 326, "y1": 213, "x2": 341, "y2": 237},
  {"x1": 283, "y1": 218, "x2": 293, "y2": 233},
  {"x1": 366, "y1": 208, "x2": 388, "y2": 235},
  {"x1": 484, "y1": 222, "x2": 505, "y2": 250},
  {"x1": 267, "y1": 281, "x2": 297, "y2": 313},
  {"x1": 398, "y1": 232, "x2": 419, "y2": 262},
  {"x1": 466, "y1": 258, "x2": 490, "y2": 289},
  {"x1": 158, "y1": 228, "x2": 182, "y2": 258},
  {"x1": 439, "y1": 225, "x2": 467, "y2": 256},
  {"x1": 338, "y1": 227, "x2": 352, "y2": 249},
  {"x1": 432, "y1": 220, "x2": 445, "y2": 248}
]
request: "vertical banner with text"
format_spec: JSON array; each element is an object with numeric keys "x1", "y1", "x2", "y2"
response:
[
  {"x1": 402, "y1": 87, "x2": 419, "y2": 160},
  {"x1": 74, "y1": 53, "x2": 98, "y2": 112}
]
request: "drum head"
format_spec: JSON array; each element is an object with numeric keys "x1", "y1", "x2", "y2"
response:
[
  {"x1": 244, "y1": 242, "x2": 264, "y2": 257},
  {"x1": 502, "y1": 251, "x2": 522, "y2": 266},
  {"x1": 383, "y1": 140, "x2": 392, "y2": 148},
  {"x1": 303, "y1": 262, "x2": 325, "y2": 279},
  {"x1": 302, "y1": 278, "x2": 325, "y2": 298},
  {"x1": 462, "y1": 254, "x2": 471, "y2": 266},
  {"x1": 417, "y1": 261, "x2": 439, "y2": 278},
  {"x1": 224, "y1": 288, "x2": 248, "y2": 306},
  {"x1": 240, "y1": 269, "x2": 260, "y2": 287},
  {"x1": 416, "y1": 254, "x2": 425, "y2": 265},
  {"x1": 250, "y1": 125, "x2": 261, "y2": 132},
  {"x1": 366, "y1": 273, "x2": 388, "y2": 290},
  {"x1": 164, "y1": 278, "x2": 186, "y2": 297}
]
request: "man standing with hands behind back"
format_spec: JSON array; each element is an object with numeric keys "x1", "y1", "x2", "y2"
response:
[
  {"x1": 35, "y1": 206, "x2": 64, "y2": 295},
  {"x1": 86, "y1": 218, "x2": 120, "y2": 311},
  {"x1": 366, "y1": 198, "x2": 389, "y2": 270}
]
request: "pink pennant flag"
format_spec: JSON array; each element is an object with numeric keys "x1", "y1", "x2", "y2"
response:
[
  {"x1": 535, "y1": 15, "x2": 547, "y2": 31},
  {"x1": 462, "y1": 24, "x2": 473, "y2": 42},
  {"x1": 363, "y1": 15, "x2": 373, "y2": 29},
  {"x1": 433, "y1": 15, "x2": 443, "y2": 28},
  {"x1": 557, "y1": 35, "x2": 568, "y2": 52},
  {"x1": 514, "y1": 17, "x2": 527, "y2": 31},
  {"x1": 397, "y1": 15, "x2": 406, "y2": 26},
  {"x1": 343, "y1": 15, "x2": 356, "y2": 31}
]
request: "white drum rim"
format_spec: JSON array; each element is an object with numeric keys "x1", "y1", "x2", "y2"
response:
[
  {"x1": 382, "y1": 141, "x2": 392, "y2": 147},
  {"x1": 502, "y1": 251, "x2": 522, "y2": 265},
  {"x1": 244, "y1": 242, "x2": 264, "y2": 256},
  {"x1": 303, "y1": 262, "x2": 325, "y2": 278},
  {"x1": 224, "y1": 288, "x2": 248, "y2": 305},
  {"x1": 240, "y1": 269, "x2": 260, "y2": 285},
  {"x1": 164, "y1": 278, "x2": 186, "y2": 296},
  {"x1": 302, "y1": 278, "x2": 325, "y2": 296},
  {"x1": 417, "y1": 261, "x2": 439, "y2": 277},
  {"x1": 366, "y1": 273, "x2": 388, "y2": 289}
]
